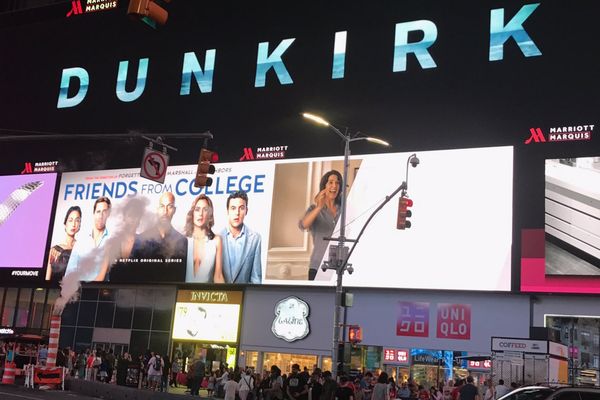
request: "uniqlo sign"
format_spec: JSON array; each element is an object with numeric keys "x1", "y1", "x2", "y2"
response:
[
  {"x1": 383, "y1": 348, "x2": 410, "y2": 364},
  {"x1": 468, "y1": 360, "x2": 491, "y2": 369},
  {"x1": 436, "y1": 303, "x2": 471, "y2": 340},
  {"x1": 396, "y1": 301, "x2": 429, "y2": 337}
]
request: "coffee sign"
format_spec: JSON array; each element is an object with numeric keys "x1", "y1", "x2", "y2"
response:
[{"x1": 271, "y1": 296, "x2": 310, "y2": 342}]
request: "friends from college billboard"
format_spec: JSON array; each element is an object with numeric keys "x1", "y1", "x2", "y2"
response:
[{"x1": 46, "y1": 146, "x2": 513, "y2": 291}]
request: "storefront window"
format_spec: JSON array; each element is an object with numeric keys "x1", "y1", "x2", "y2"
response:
[
  {"x1": 1, "y1": 288, "x2": 18, "y2": 326},
  {"x1": 77, "y1": 302, "x2": 97, "y2": 327},
  {"x1": 0, "y1": 288, "x2": 4, "y2": 309},
  {"x1": 132, "y1": 288, "x2": 153, "y2": 330},
  {"x1": 410, "y1": 350, "x2": 453, "y2": 389},
  {"x1": 171, "y1": 342, "x2": 236, "y2": 372},
  {"x1": 30, "y1": 288, "x2": 46, "y2": 329},
  {"x1": 348, "y1": 346, "x2": 382, "y2": 374},
  {"x1": 42, "y1": 289, "x2": 59, "y2": 330},
  {"x1": 15, "y1": 288, "x2": 32, "y2": 327},
  {"x1": 383, "y1": 366, "x2": 410, "y2": 384},
  {"x1": 322, "y1": 356, "x2": 332, "y2": 373},
  {"x1": 114, "y1": 288, "x2": 135, "y2": 329},
  {"x1": 95, "y1": 302, "x2": 115, "y2": 328},
  {"x1": 263, "y1": 352, "x2": 317, "y2": 375},
  {"x1": 246, "y1": 351, "x2": 259, "y2": 370}
]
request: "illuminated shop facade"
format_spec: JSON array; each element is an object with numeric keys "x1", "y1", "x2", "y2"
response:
[{"x1": 238, "y1": 287, "x2": 334, "y2": 375}]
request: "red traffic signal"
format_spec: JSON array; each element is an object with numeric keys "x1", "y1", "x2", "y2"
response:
[
  {"x1": 194, "y1": 148, "x2": 216, "y2": 188},
  {"x1": 127, "y1": 0, "x2": 170, "y2": 28},
  {"x1": 396, "y1": 195, "x2": 413, "y2": 230},
  {"x1": 348, "y1": 325, "x2": 363, "y2": 344}
]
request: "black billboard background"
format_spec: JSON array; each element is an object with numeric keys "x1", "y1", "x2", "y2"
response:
[{"x1": 0, "y1": 1, "x2": 598, "y2": 290}]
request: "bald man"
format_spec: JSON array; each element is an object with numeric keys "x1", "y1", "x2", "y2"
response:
[{"x1": 127, "y1": 192, "x2": 187, "y2": 282}]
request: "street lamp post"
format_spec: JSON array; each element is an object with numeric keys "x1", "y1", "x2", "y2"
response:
[{"x1": 302, "y1": 113, "x2": 389, "y2": 378}]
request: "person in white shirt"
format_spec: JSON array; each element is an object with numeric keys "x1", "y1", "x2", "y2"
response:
[
  {"x1": 225, "y1": 377, "x2": 239, "y2": 400},
  {"x1": 494, "y1": 380, "x2": 510, "y2": 399},
  {"x1": 147, "y1": 353, "x2": 163, "y2": 391},
  {"x1": 239, "y1": 369, "x2": 255, "y2": 400},
  {"x1": 65, "y1": 196, "x2": 111, "y2": 281}
]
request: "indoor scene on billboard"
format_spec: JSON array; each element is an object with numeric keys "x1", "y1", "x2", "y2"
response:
[
  {"x1": 545, "y1": 156, "x2": 600, "y2": 276},
  {"x1": 265, "y1": 146, "x2": 513, "y2": 291}
]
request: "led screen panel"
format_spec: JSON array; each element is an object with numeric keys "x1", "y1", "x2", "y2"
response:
[
  {"x1": 172, "y1": 303, "x2": 241, "y2": 343},
  {"x1": 521, "y1": 156, "x2": 600, "y2": 293},
  {"x1": 47, "y1": 145, "x2": 512, "y2": 290},
  {"x1": 172, "y1": 290, "x2": 242, "y2": 343},
  {"x1": 0, "y1": 173, "x2": 57, "y2": 281}
]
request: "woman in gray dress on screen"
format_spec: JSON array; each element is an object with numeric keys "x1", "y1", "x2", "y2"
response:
[
  {"x1": 299, "y1": 170, "x2": 342, "y2": 280},
  {"x1": 184, "y1": 194, "x2": 225, "y2": 283}
]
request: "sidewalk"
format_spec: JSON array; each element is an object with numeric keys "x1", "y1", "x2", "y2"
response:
[{"x1": 69, "y1": 378, "x2": 215, "y2": 399}]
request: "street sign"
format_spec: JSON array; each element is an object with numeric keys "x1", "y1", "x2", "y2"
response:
[{"x1": 140, "y1": 147, "x2": 169, "y2": 184}]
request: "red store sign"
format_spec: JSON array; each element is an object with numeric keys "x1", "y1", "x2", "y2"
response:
[
  {"x1": 468, "y1": 360, "x2": 492, "y2": 369},
  {"x1": 397, "y1": 302, "x2": 429, "y2": 337},
  {"x1": 383, "y1": 348, "x2": 410, "y2": 365},
  {"x1": 436, "y1": 303, "x2": 471, "y2": 340}
]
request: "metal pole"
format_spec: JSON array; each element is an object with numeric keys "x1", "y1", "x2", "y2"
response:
[{"x1": 332, "y1": 135, "x2": 350, "y2": 379}]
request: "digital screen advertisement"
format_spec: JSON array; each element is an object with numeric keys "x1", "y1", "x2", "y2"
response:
[
  {"x1": 47, "y1": 145, "x2": 512, "y2": 291},
  {"x1": 521, "y1": 156, "x2": 600, "y2": 294},
  {"x1": 0, "y1": 173, "x2": 57, "y2": 281},
  {"x1": 172, "y1": 290, "x2": 242, "y2": 343},
  {"x1": 1, "y1": 2, "x2": 597, "y2": 296},
  {"x1": 47, "y1": 162, "x2": 273, "y2": 284}
]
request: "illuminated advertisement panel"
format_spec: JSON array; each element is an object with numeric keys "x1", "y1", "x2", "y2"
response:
[
  {"x1": 0, "y1": 173, "x2": 57, "y2": 281},
  {"x1": 47, "y1": 145, "x2": 512, "y2": 290},
  {"x1": 172, "y1": 290, "x2": 242, "y2": 343},
  {"x1": 521, "y1": 156, "x2": 600, "y2": 294}
]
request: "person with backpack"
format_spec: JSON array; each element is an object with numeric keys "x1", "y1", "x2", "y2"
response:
[
  {"x1": 239, "y1": 368, "x2": 255, "y2": 400},
  {"x1": 148, "y1": 352, "x2": 163, "y2": 391}
]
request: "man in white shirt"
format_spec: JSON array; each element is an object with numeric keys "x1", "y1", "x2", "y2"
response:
[
  {"x1": 65, "y1": 196, "x2": 111, "y2": 281},
  {"x1": 147, "y1": 353, "x2": 163, "y2": 391}
]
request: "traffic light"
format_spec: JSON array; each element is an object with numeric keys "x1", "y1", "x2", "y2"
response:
[
  {"x1": 348, "y1": 325, "x2": 362, "y2": 344},
  {"x1": 127, "y1": 0, "x2": 170, "y2": 28},
  {"x1": 396, "y1": 195, "x2": 413, "y2": 230},
  {"x1": 194, "y1": 148, "x2": 216, "y2": 187}
]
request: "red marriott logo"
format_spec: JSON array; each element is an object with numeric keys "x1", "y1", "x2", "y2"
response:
[
  {"x1": 240, "y1": 145, "x2": 289, "y2": 161},
  {"x1": 21, "y1": 162, "x2": 33, "y2": 174},
  {"x1": 66, "y1": 0, "x2": 117, "y2": 17},
  {"x1": 66, "y1": 0, "x2": 84, "y2": 17},
  {"x1": 525, "y1": 125, "x2": 594, "y2": 144},
  {"x1": 240, "y1": 148, "x2": 255, "y2": 161},
  {"x1": 524, "y1": 128, "x2": 546, "y2": 144}
]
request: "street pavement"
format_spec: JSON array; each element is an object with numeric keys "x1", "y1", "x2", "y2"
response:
[{"x1": 0, "y1": 384, "x2": 101, "y2": 400}]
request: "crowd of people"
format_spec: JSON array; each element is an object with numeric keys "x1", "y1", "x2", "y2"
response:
[{"x1": 1, "y1": 343, "x2": 524, "y2": 400}]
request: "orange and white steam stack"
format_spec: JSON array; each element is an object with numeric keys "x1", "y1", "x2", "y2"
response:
[{"x1": 46, "y1": 314, "x2": 61, "y2": 367}]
